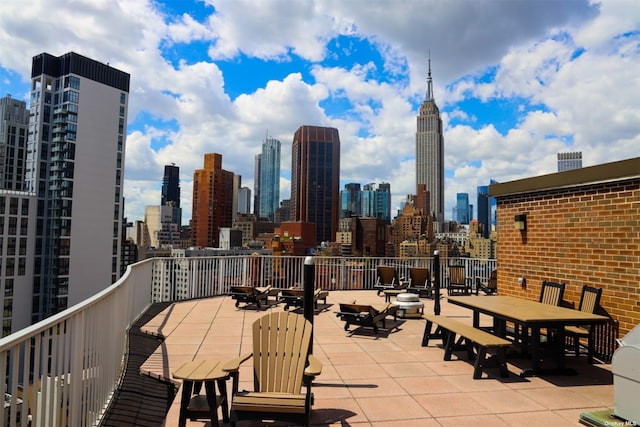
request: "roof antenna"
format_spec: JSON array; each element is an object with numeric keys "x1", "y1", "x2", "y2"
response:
[{"x1": 426, "y1": 50, "x2": 433, "y2": 101}]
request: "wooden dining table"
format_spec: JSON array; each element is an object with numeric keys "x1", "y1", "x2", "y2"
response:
[{"x1": 447, "y1": 295, "x2": 608, "y2": 377}]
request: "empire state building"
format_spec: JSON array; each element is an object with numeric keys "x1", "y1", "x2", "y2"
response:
[{"x1": 416, "y1": 58, "x2": 444, "y2": 231}]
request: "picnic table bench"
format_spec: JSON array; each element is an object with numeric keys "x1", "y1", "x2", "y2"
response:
[{"x1": 422, "y1": 313, "x2": 511, "y2": 379}]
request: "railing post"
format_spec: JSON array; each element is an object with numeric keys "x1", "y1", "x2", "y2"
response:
[
  {"x1": 303, "y1": 256, "x2": 315, "y2": 353},
  {"x1": 433, "y1": 250, "x2": 441, "y2": 315}
]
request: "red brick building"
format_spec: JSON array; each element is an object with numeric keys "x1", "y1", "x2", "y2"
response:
[
  {"x1": 191, "y1": 153, "x2": 234, "y2": 248},
  {"x1": 491, "y1": 157, "x2": 639, "y2": 335}
]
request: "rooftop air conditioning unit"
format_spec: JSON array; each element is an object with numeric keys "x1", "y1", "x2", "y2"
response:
[{"x1": 612, "y1": 323, "x2": 640, "y2": 425}]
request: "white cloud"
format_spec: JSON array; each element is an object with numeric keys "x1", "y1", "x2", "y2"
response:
[{"x1": 1, "y1": 0, "x2": 638, "y2": 226}]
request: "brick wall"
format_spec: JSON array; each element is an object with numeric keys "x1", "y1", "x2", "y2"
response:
[{"x1": 495, "y1": 178, "x2": 640, "y2": 335}]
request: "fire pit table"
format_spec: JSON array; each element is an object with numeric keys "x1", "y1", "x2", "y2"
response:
[{"x1": 392, "y1": 293, "x2": 424, "y2": 318}]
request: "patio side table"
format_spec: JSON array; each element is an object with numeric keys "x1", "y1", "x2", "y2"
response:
[{"x1": 172, "y1": 359, "x2": 230, "y2": 427}]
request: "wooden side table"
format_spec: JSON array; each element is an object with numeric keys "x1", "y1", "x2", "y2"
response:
[{"x1": 172, "y1": 359, "x2": 230, "y2": 427}]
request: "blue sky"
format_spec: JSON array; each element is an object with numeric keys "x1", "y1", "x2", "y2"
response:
[{"x1": 1, "y1": 0, "x2": 639, "y2": 225}]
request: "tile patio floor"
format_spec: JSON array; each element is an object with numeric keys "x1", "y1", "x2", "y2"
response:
[{"x1": 139, "y1": 291, "x2": 614, "y2": 426}]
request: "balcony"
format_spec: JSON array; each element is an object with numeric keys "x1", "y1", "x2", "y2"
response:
[{"x1": 0, "y1": 256, "x2": 613, "y2": 426}]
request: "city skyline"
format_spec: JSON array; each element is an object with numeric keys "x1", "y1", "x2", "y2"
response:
[{"x1": 0, "y1": 1, "x2": 638, "y2": 224}]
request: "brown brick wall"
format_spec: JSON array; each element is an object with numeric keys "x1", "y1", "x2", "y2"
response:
[{"x1": 496, "y1": 178, "x2": 640, "y2": 335}]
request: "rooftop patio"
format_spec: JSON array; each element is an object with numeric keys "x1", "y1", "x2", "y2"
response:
[{"x1": 136, "y1": 290, "x2": 614, "y2": 426}]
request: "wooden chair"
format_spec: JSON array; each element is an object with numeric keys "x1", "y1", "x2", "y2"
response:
[
  {"x1": 222, "y1": 312, "x2": 322, "y2": 427},
  {"x1": 515, "y1": 280, "x2": 565, "y2": 345},
  {"x1": 336, "y1": 303, "x2": 398, "y2": 334},
  {"x1": 566, "y1": 285, "x2": 603, "y2": 363},
  {"x1": 447, "y1": 265, "x2": 471, "y2": 295},
  {"x1": 476, "y1": 269, "x2": 497, "y2": 295},
  {"x1": 539, "y1": 281, "x2": 565, "y2": 305},
  {"x1": 373, "y1": 266, "x2": 405, "y2": 295},
  {"x1": 406, "y1": 267, "x2": 434, "y2": 298}
]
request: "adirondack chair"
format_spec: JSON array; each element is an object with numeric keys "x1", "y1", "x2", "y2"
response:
[
  {"x1": 222, "y1": 312, "x2": 322, "y2": 427},
  {"x1": 476, "y1": 269, "x2": 497, "y2": 295},
  {"x1": 373, "y1": 266, "x2": 405, "y2": 296},
  {"x1": 406, "y1": 267, "x2": 434, "y2": 298},
  {"x1": 447, "y1": 265, "x2": 471, "y2": 295}
]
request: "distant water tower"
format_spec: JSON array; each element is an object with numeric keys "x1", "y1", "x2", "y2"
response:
[{"x1": 557, "y1": 151, "x2": 582, "y2": 172}]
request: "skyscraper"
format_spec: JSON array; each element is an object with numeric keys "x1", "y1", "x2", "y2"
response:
[
  {"x1": 340, "y1": 183, "x2": 361, "y2": 217},
  {"x1": 238, "y1": 186, "x2": 251, "y2": 214},
  {"x1": 291, "y1": 125, "x2": 340, "y2": 245},
  {"x1": 191, "y1": 153, "x2": 234, "y2": 248},
  {"x1": 558, "y1": 151, "x2": 582, "y2": 172},
  {"x1": 416, "y1": 57, "x2": 444, "y2": 231},
  {"x1": 26, "y1": 52, "x2": 130, "y2": 318},
  {"x1": 259, "y1": 135, "x2": 280, "y2": 222},
  {"x1": 161, "y1": 163, "x2": 181, "y2": 226},
  {"x1": 0, "y1": 95, "x2": 33, "y2": 333},
  {"x1": 376, "y1": 182, "x2": 392, "y2": 224},
  {"x1": 253, "y1": 153, "x2": 261, "y2": 216},
  {"x1": 0, "y1": 95, "x2": 29, "y2": 190},
  {"x1": 456, "y1": 193, "x2": 470, "y2": 224}
]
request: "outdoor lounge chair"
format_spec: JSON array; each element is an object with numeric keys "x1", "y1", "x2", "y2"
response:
[
  {"x1": 229, "y1": 285, "x2": 272, "y2": 309},
  {"x1": 336, "y1": 302, "x2": 399, "y2": 334},
  {"x1": 565, "y1": 285, "x2": 603, "y2": 363},
  {"x1": 279, "y1": 288, "x2": 329, "y2": 311},
  {"x1": 406, "y1": 267, "x2": 434, "y2": 298},
  {"x1": 222, "y1": 311, "x2": 322, "y2": 427},
  {"x1": 373, "y1": 266, "x2": 405, "y2": 296},
  {"x1": 476, "y1": 269, "x2": 497, "y2": 295},
  {"x1": 447, "y1": 265, "x2": 472, "y2": 295}
]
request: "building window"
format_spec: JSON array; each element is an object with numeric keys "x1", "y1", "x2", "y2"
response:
[
  {"x1": 120, "y1": 92, "x2": 126, "y2": 104},
  {"x1": 9, "y1": 198, "x2": 18, "y2": 215},
  {"x1": 64, "y1": 76, "x2": 80, "y2": 89},
  {"x1": 63, "y1": 90, "x2": 79, "y2": 104}
]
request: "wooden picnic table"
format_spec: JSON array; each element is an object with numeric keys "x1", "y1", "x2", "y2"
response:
[{"x1": 447, "y1": 295, "x2": 608, "y2": 377}]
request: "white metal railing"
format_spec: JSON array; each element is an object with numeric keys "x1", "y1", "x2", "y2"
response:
[
  {"x1": 0, "y1": 259, "x2": 154, "y2": 427},
  {"x1": 0, "y1": 255, "x2": 495, "y2": 426},
  {"x1": 149, "y1": 255, "x2": 497, "y2": 302}
]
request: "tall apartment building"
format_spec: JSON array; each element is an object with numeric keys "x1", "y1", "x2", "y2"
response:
[
  {"x1": 455, "y1": 192, "x2": 471, "y2": 224},
  {"x1": 26, "y1": 52, "x2": 129, "y2": 319},
  {"x1": 391, "y1": 198, "x2": 433, "y2": 256},
  {"x1": 1, "y1": 95, "x2": 29, "y2": 190},
  {"x1": 416, "y1": 58, "x2": 444, "y2": 231},
  {"x1": 259, "y1": 135, "x2": 280, "y2": 222},
  {"x1": 191, "y1": 153, "x2": 234, "y2": 248},
  {"x1": 375, "y1": 182, "x2": 392, "y2": 224},
  {"x1": 477, "y1": 179, "x2": 498, "y2": 239},
  {"x1": 291, "y1": 125, "x2": 340, "y2": 245},
  {"x1": 253, "y1": 153, "x2": 261, "y2": 216},
  {"x1": 557, "y1": 151, "x2": 582, "y2": 172},
  {"x1": 161, "y1": 163, "x2": 181, "y2": 226},
  {"x1": 238, "y1": 186, "x2": 251, "y2": 214},
  {"x1": 0, "y1": 95, "x2": 35, "y2": 334},
  {"x1": 340, "y1": 183, "x2": 361, "y2": 217},
  {"x1": 343, "y1": 182, "x2": 392, "y2": 224}
]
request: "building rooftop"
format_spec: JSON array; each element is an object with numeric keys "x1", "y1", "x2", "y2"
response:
[{"x1": 129, "y1": 291, "x2": 614, "y2": 426}]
